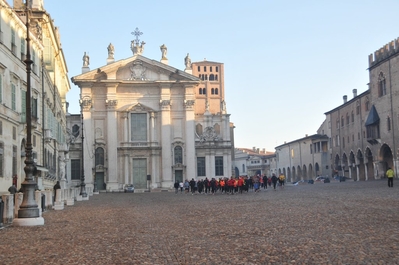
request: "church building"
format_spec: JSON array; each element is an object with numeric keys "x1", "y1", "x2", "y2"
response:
[{"x1": 69, "y1": 32, "x2": 233, "y2": 192}]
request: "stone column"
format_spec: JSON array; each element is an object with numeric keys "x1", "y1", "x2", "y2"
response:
[
  {"x1": 106, "y1": 94, "x2": 119, "y2": 191},
  {"x1": 184, "y1": 98, "x2": 196, "y2": 181},
  {"x1": 2, "y1": 194, "x2": 14, "y2": 225},
  {"x1": 123, "y1": 112, "x2": 129, "y2": 142},
  {"x1": 364, "y1": 164, "x2": 368, "y2": 181},
  {"x1": 124, "y1": 154, "x2": 129, "y2": 184},
  {"x1": 150, "y1": 112, "x2": 155, "y2": 143},
  {"x1": 356, "y1": 165, "x2": 359, "y2": 181},
  {"x1": 82, "y1": 96, "x2": 94, "y2": 194},
  {"x1": 160, "y1": 87, "x2": 172, "y2": 187}
]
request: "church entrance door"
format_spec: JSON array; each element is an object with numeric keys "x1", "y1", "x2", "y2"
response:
[
  {"x1": 96, "y1": 172, "x2": 104, "y2": 190},
  {"x1": 133, "y1": 158, "x2": 147, "y2": 189},
  {"x1": 175, "y1": 170, "x2": 183, "y2": 183}
]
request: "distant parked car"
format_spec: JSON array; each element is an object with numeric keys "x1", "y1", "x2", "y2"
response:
[
  {"x1": 315, "y1": 176, "x2": 326, "y2": 182},
  {"x1": 124, "y1": 184, "x2": 134, "y2": 193}
]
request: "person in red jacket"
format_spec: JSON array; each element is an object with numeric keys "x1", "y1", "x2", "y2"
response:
[{"x1": 237, "y1": 176, "x2": 244, "y2": 194}]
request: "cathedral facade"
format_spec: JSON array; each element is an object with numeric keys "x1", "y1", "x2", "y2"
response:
[{"x1": 69, "y1": 41, "x2": 233, "y2": 192}]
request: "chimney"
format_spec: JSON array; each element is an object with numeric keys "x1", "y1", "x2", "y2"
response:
[
  {"x1": 353, "y1": 89, "x2": 357, "y2": 98},
  {"x1": 257, "y1": 148, "x2": 260, "y2": 153},
  {"x1": 252, "y1": 147, "x2": 256, "y2": 152},
  {"x1": 343, "y1": 95, "x2": 347, "y2": 103}
]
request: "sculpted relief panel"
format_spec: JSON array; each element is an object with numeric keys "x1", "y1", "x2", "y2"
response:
[{"x1": 115, "y1": 60, "x2": 170, "y2": 81}]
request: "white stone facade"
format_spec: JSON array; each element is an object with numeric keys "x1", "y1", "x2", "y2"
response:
[{"x1": 69, "y1": 49, "x2": 233, "y2": 191}]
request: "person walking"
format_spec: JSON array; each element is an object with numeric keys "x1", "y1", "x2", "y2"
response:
[
  {"x1": 386, "y1": 167, "x2": 394, "y2": 187},
  {"x1": 271, "y1": 174, "x2": 278, "y2": 190},
  {"x1": 179, "y1": 180, "x2": 184, "y2": 193},
  {"x1": 174, "y1": 181, "x2": 179, "y2": 194}
]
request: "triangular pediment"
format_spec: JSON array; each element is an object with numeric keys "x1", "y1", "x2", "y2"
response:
[
  {"x1": 118, "y1": 103, "x2": 155, "y2": 113},
  {"x1": 71, "y1": 55, "x2": 199, "y2": 84}
]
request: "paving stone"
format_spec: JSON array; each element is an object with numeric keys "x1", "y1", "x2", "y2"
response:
[{"x1": 1, "y1": 180, "x2": 399, "y2": 264}]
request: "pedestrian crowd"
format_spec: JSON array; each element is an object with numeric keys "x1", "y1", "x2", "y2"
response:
[{"x1": 173, "y1": 174, "x2": 286, "y2": 195}]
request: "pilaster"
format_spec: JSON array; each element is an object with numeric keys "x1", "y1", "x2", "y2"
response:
[
  {"x1": 160, "y1": 85, "x2": 172, "y2": 187},
  {"x1": 105, "y1": 86, "x2": 119, "y2": 190},
  {"x1": 184, "y1": 96, "x2": 196, "y2": 180}
]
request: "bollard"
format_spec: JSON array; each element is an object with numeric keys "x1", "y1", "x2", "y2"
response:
[{"x1": 41, "y1": 193, "x2": 45, "y2": 213}]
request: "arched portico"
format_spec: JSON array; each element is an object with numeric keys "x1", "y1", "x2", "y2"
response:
[
  {"x1": 292, "y1": 166, "x2": 296, "y2": 181},
  {"x1": 297, "y1": 165, "x2": 302, "y2": 181},
  {"x1": 365, "y1": 148, "x2": 374, "y2": 180},
  {"x1": 349, "y1": 151, "x2": 356, "y2": 180},
  {"x1": 379, "y1": 144, "x2": 394, "y2": 179},
  {"x1": 342, "y1": 153, "x2": 348, "y2": 178},
  {"x1": 287, "y1": 167, "x2": 291, "y2": 182},
  {"x1": 357, "y1": 149, "x2": 365, "y2": 181},
  {"x1": 308, "y1": 164, "x2": 314, "y2": 179},
  {"x1": 303, "y1": 165, "x2": 307, "y2": 180}
]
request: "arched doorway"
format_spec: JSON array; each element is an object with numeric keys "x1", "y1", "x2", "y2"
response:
[
  {"x1": 379, "y1": 144, "x2": 393, "y2": 179},
  {"x1": 357, "y1": 149, "x2": 365, "y2": 181},
  {"x1": 315, "y1": 163, "x2": 320, "y2": 177},
  {"x1": 292, "y1": 166, "x2": 296, "y2": 181},
  {"x1": 283, "y1": 168, "x2": 286, "y2": 180},
  {"x1": 308, "y1": 164, "x2": 314, "y2": 179},
  {"x1": 303, "y1": 165, "x2": 307, "y2": 180},
  {"x1": 297, "y1": 165, "x2": 302, "y2": 181},
  {"x1": 365, "y1": 148, "x2": 374, "y2": 180},
  {"x1": 287, "y1": 167, "x2": 291, "y2": 182},
  {"x1": 342, "y1": 153, "x2": 348, "y2": 178},
  {"x1": 334, "y1": 154, "x2": 341, "y2": 176},
  {"x1": 349, "y1": 151, "x2": 356, "y2": 180}
]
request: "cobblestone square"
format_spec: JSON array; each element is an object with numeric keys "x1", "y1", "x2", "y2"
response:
[{"x1": 1, "y1": 180, "x2": 399, "y2": 265}]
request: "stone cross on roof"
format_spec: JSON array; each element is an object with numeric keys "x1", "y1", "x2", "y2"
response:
[{"x1": 131, "y1": 27, "x2": 143, "y2": 45}]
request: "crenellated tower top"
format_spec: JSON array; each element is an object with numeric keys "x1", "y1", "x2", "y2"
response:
[{"x1": 369, "y1": 37, "x2": 399, "y2": 68}]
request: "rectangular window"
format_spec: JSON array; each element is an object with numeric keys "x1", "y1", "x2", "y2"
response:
[
  {"x1": 0, "y1": 120, "x2": 2, "y2": 135},
  {"x1": 197, "y1": 157, "x2": 205, "y2": 176},
  {"x1": 32, "y1": 97, "x2": 38, "y2": 118},
  {"x1": 11, "y1": 28, "x2": 16, "y2": 55},
  {"x1": 204, "y1": 66, "x2": 207, "y2": 72},
  {"x1": 216, "y1": 66, "x2": 219, "y2": 72},
  {"x1": 71, "y1": 159, "x2": 81, "y2": 180},
  {"x1": 13, "y1": 126, "x2": 16, "y2": 140},
  {"x1": 12, "y1": 145, "x2": 17, "y2": 177},
  {"x1": 342, "y1": 137, "x2": 345, "y2": 148},
  {"x1": 33, "y1": 135, "x2": 36, "y2": 147},
  {"x1": 210, "y1": 66, "x2": 212, "y2": 72},
  {"x1": 130, "y1": 113, "x2": 147, "y2": 141},
  {"x1": 21, "y1": 90, "x2": 26, "y2": 123},
  {"x1": 32, "y1": 49, "x2": 37, "y2": 74},
  {"x1": 21, "y1": 37, "x2": 25, "y2": 60},
  {"x1": 215, "y1": 156, "x2": 224, "y2": 176},
  {"x1": 11, "y1": 84, "x2": 16, "y2": 110},
  {"x1": 197, "y1": 66, "x2": 200, "y2": 72}
]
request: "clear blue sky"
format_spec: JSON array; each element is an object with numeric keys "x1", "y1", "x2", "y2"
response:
[{"x1": 40, "y1": 0, "x2": 399, "y2": 151}]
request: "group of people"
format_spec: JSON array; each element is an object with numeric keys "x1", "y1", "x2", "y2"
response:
[{"x1": 173, "y1": 174, "x2": 287, "y2": 195}]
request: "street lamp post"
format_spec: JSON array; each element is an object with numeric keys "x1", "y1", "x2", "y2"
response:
[
  {"x1": 15, "y1": 0, "x2": 44, "y2": 226},
  {"x1": 79, "y1": 99, "x2": 87, "y2": 197}
]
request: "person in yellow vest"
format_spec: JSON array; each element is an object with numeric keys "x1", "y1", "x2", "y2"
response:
[{"x1": 386, "y1": 167, "x2": 394, "y2": 187}]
